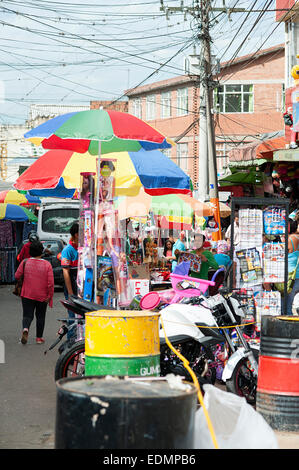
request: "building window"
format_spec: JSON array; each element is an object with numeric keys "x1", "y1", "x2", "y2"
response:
[
  {"x1": 281, "y1": 83, "x2": 285, "y2": 112},
  {"x1": 132, "y1": 98, "x2": 142, "y2": 119},
  {"x1": 146, "y1": 94, "x2": 156, "y2": 120},
  {"x1": 176, "y1": 143, "x2": 188, "y2": 172},
  {"x1": 161, "y1": 91, "x2": 171, "y2": 119},
  {"x1": 177, "y1": 87, "x2": 188, "y2": 116},
  {"x1": 214, "y1": 84, "x2": 254, "y2": 113}
]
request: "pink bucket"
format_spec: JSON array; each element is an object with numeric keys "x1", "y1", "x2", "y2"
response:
[{"x1": 140, "y1": 289, "x2": 175, "y2": 310}]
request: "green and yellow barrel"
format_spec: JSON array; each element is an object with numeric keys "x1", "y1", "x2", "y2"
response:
[{"x1": 85, "y1": 310, "x2": 160, "y2": 377}]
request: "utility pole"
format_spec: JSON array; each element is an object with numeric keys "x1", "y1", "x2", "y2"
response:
[
  {"x1": 160, "y1": 1, "x2": 245, "y2": 239},
  {"x1": 200, "y1": 0, "x2": 222, "y2": 240}
]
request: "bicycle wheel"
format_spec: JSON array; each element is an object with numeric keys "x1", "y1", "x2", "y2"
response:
[{"x1": 54, "y1": 340, "x2": 85, "y2": 381}]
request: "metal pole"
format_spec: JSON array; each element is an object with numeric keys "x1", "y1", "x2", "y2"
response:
[
  {"x1": 94, "y1": 140, "x2": 102, "y2": 302},
  {"x1": 198, "y1": 57, "x2": 209, "y2": 201},
  {"x1": 202, "y1": 0, "x2": 222, "y2": 241}
]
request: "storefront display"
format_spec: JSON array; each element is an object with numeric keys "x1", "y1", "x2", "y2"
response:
[{"x1": 229, "y1": 197, "x2": 289, "y2": 330}]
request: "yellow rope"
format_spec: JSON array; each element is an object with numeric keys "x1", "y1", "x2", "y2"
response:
[
  {"x1": 162, "y1": 318, "x2": 257, "y2": 329},
  {"x1": 160, "y1": 317, "x2": 219, "y2": 450}
]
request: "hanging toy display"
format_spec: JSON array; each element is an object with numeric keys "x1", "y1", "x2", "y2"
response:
[
  {"x1": 96, "y1": 158, "x2": 132, "y2": 307},
  {"x1": 205, "y1": 215, "x2": 219, "y2": 233},
  {"x1": 77, "y1": 172, "x2": 96, "y2": 301}
]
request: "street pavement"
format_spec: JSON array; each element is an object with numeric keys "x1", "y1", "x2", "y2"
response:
[
  {"x1": 0, "y1": 284, "x2": 298, "y2": 450},
  {"x1": 0, "y1": 284, "x2": 65, "y2": 449}
]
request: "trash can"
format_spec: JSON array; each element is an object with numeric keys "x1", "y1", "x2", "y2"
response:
[
  {"x1": 55, "y1": 376, "x2": 197, "y2": 449},
  {"x1": 256, "y1": 315, "x2": 299, "y2": 431},
  {"x1": 85, "y1": 310, "x2": 160, "y2": 377}
]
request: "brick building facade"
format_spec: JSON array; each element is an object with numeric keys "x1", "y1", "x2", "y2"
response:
[
  {"x1": 125, "y1": 44, "x2": 285, "y2": 190},
  {"x1": 90, "y1": 100, "x2": 128, "y2": 113}
]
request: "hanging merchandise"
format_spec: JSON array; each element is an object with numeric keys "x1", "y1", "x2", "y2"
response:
[
  {"x1": 96, "y1": 158, "x2": 131, "y2": 307},
  {"x1": 263, "y1": 207, "x2": 286, "y2": 236},
  {"x1": 97, "y1": 255, "x2": 116, "y2": 307},
  {"x1": 262, "y1": 242, "x2": 285, "y2": 283},
  {"x1": 205, "y1": 216, "x2": 219, "y2": 234},
  {"x1": 254, "y1": 290, "x2": 281, "y2": 329},
  {"x1": 77, "y1": 172, "x2": 96, "y2": 301},
  {"x1": 235, "y1": 248, "x2": 263, "y2": 287},
  {"x1": 239, "y1": 209, "x2": 263, "y2": 249}
]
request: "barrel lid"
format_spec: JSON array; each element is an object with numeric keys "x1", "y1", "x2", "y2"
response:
[
  {"x1": 86, "y1": 310, "x2": 160, "y2": 318},
  {"x1": 56, "y1": 376, "x2": 197, "y2": 398}
]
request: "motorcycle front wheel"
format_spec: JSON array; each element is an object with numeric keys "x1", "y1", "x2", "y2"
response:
[
  {"x1": 225, "y1": 357, "x2": 257, "y2": 405},
  {"x1": 54, "y1": 340, "x2": 85, "y2": 381}
]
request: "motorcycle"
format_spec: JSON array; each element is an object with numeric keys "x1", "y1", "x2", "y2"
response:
[
  {"x1": 49, "y1": 296, "x2": 222, "y2": 387},
  {"x1": 181, "y1": 287, "x2": 259, "y2": 404},
  {"x1": 49, "y1": 283, "x2": 260, "y2": 404}
]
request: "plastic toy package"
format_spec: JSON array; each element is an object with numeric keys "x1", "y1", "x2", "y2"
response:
[
  {"x1": 263, "y1": 206, "x2": 286, "y2": 236},
  {"x1": 77, "y1": 172, "x2": 96, "y2": 300},
  {"x1": 262, "y1": 242, "x2": 285, "y2": 283},
  {"x1": 96, "y1": 158, "x2": 132, "y2": 307}
]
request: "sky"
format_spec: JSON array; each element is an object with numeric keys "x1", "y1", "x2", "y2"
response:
[{"x1": 0, "y1": 0, "x2": 286, "y2": 125}]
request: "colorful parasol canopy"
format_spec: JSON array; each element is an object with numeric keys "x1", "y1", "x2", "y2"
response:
[
  {"x1": 0, "y1": 190, "x2": 40, "y2": 206},
  {"x1": 24, "y1": 109, "x2": 174, "y2": 155},
  {"x1": 0, "y1": 203, "x2": 37, "y2": 222},
  {"x1": 14, "y1": 148, "x2": 192, "y2": 197},
  {"x1": 115, "y1": 188, "x2": 213, "y2": 223}
]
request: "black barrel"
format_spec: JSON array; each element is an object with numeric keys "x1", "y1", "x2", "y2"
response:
[
  {"x1": 256, "y1": 315, "x2": 299, "y2": 432},
  {"x1": 55, "y1": 376, "x2": 197, "y2": 449}
]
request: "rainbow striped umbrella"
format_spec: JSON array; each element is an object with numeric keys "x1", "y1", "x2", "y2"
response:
[
  {"x1": 24, "y1": 109, "x2": 173, "y2": 155},
  {"x1": 14, "y1": 148, "x2": 191, "y2": 197},
  {"x1": 0, "y1": 190, "x2": 40, "y2": 206},
  {"x1": 0, "y1": 203, "x2": 37, "y2": 222}
]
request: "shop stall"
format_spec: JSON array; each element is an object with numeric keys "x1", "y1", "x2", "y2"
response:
[{"x1": 229, "y1": 197, "x2": 289, "y2": 331}]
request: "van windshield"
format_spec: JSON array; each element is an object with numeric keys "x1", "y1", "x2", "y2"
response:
[{"x1": 42, "y1": 208, "x2": 79, "y2": 233}]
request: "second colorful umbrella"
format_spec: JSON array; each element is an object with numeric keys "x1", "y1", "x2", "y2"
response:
[
  {"x1": 115, "y1": 189, "x2": 213, "y2": 222},
  {"x1": 14, "y1": 148, "x2": 192, "y2": 197},
  {"x1": 0, "y1": 190, "x2": 40, "y2": 206},
  {"x1": 0, "y1": 203, "x2": 37, "y2": 222}
]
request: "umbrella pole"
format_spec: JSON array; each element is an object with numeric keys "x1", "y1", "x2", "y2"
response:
[
  {"x1": 140, "y1": 217, "x2": 145, "y2": 261},
  {"x1": 94, "y1": 141, "x2": 102, "y2": 303}
]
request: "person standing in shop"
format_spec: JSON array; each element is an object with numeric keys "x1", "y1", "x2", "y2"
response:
[
  {"x1": 189, "y1": 233, "x2": 219, "y2": 281},
  {"x1": 61, "y1": 222, "x2": 79, "y2": 338},
  {"x1": 225, "y1": 212, "x2": 240, "y2": 248},
  {"x1": 171, "y1": 231, "x2": 186, "y2": 271}
]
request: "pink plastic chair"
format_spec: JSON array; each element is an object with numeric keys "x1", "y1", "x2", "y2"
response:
[{"x1": 169, "y1": 273, "x2": 215, "y2": 303}]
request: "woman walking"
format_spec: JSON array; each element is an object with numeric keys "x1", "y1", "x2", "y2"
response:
[{"x1": 15, "y1": 241, "x2": 54, "y2": 344}]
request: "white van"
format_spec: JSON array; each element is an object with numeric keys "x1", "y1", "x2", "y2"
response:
[{"x1": 37, "y1": 199, "x2": 80, "y2": 245}]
